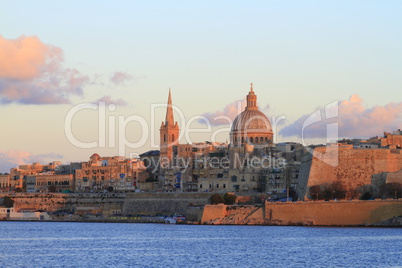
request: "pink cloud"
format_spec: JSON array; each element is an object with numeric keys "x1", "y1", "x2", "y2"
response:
[
  {"x1": 199, "y1": 98, "x2": 246, "y2": 126},
  {"x1": 0, "y1": 35, "x2": 89, "y2": 104},
  {"x1": 110, "y1": 71, "x2": 133, "y2": 85},
  {"x1": 0, "y1": 150, "x2": 63, "y2": 173},
  {"x1": 94, "y1": 95, "x2": 128, "y2": 106},
  {"x1": 280, "y1": 94, "x2": 402, "y2": 138}
]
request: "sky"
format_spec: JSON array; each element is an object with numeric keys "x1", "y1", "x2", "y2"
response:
[{"x1": 1, "y1": 1, "x2": 402, "y2": 172}]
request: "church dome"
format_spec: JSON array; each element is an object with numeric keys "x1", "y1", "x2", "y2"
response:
[
  {"x1": 230, "y1": 83, "x2": 274, "y2": 146},
  {"x1": 231, "y1": 109, "x2": 272, "y2": 133}
]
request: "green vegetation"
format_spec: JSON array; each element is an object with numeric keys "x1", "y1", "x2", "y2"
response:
[
  {"x1": 210, "y1": 193, "x2": 237, "y2": 205},
  {"x1": 210, "y1": 193, "x2": 224, "y2": 204},
  {"x1": 3, "y1": 196, "x2": 14, "y2": 208},
  {"x1": 107, "y1": 186, "x2": 114, "y2": 192},
  {"x1": 310, "y1": 182, "x2": 402, "y2": 200},
  {"x1": 223, "y1": 193, "x2": 237, "y2": 205},
  {"x1": 360, "y1": 192, "x2": 373, "y2": 200},
  {"x1": 309, "y1": 182, "x2": 346, "y2": 200}
]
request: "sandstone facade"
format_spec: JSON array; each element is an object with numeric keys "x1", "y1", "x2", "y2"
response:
[{"x1": 298, "y1": 146, "x2": 402, "y2": 199}]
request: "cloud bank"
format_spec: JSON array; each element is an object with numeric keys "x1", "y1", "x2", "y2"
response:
[
  {"x1": 199, "y1": 98, "x2": 246, "y2": 126},
  {"x1": 94, "y1": 95, "x2": 128, "y2": 106},
  {"x1": 280, "y1": 94, "x2": 402, "y2": 139},
  {"x1": 0, "y1": 35, "x2": 89, "y2": 104},
  {"x1": 0, "y1": 150, "x2": 63, "y2": 173},
  {"x1": 110, "y1": 72, "x2": 133, "y2": 85}
]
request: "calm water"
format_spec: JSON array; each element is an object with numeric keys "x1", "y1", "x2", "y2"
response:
[{"x1": 0, "y1": 222, "x2": 401, "y2": 268}]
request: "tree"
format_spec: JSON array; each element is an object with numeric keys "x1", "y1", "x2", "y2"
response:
[
  {"x1": 331, "y1": 181, "x2": 346, "y2": 200},
  {"x1": 360, "y1": 192, "x2": 373, "y2": 200},
  {"x1": 210, "y1": 193, "x2": 224, "y2": 204},
  {"x1": 347, "y1": 188, "x2": 359, "y2": 200},
  {"x1": 309, "y1": 185, "x2": 321, "y2": 200},
  {"x1": 3, "y1": 196, "x2": 14, "y2": 208},
  {"x1": 48, "y1": 185, "x2": 57, "y2": 193},
  {"x1": 358, "y1": 184, "x2": 378, "y2": 200},
  {"x1": 223, "y1": 193, "x2": 237, "y2": 205},
  {"x1": 107, "y1": 186, "x2": 114, "y2": 192},
  {"x1": 289, "y1": 189, "x2": 298, "y2": 201}
]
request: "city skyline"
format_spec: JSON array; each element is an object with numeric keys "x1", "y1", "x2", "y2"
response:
[{"x1": 1, "y1": 1, "x2": 402, "y2": 172}]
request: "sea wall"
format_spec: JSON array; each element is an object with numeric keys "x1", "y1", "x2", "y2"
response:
[
  {"x1": 123, "y1": 192, "x2": 211, "y2": 216},
  {"x1": 201, "y1": 204, "x2": 263, "y2": 225},
  {"x1": 265, "y1": 199, "x2": 402, "y2": 226},
  {"x1": 201, "y1": 199, "x2": 402, "y2": 226},
  {"x1": 0, "y1": 193, "x2": 126, "y2": 216}
]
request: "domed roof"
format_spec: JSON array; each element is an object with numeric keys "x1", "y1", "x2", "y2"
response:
[
  {"x1": 231, "y1": 83, "x2": 272, "y2": 133},
  {"x1": 231, "y1": 109, "x2": 272, "y2": 133},
  {"x1": 90, "y1": 153, "x2": 101, "y2": 160}
]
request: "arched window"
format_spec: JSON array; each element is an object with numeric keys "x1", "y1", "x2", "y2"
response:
[
  {"x1": 164, "y1": 134, "x2": 166, "y2": 143},
  {"x1": 260, "y1": 137, "x2": 263, "y2": 143},
  {"x1": 172, "y1": 134, "x2": 175, "y2": 142},
  {"x1": 250, "y1": 137, "x2": 254, "y2": 143},
  {"x1": 241, "y1": 137, "x2": 244, "y2": 143}
]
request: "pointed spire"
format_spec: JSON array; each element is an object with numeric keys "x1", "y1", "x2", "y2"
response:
[
  {"x1": 250, "y1": 82, "x2": 254, "y2": 92},
  {"x1": 165, "y1": 88, "x2": 175, "y2": 126}
]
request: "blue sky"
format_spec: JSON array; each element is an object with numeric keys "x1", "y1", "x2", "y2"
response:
[{"x1": 0, "y1": 1, "x2": 401, "y2": 172}]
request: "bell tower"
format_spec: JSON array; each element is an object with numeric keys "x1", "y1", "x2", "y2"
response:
[{"x1": 160, "y1": 89, "x2": 180, "y2": 165}]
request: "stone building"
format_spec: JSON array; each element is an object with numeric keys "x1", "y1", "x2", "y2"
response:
[
  {"x1": 380, "y1": 129, "x2": 402, "y2": 148},
  {"x1": 159, "y1": 89, "x2": 180, "y2": 164},
  {"x1": 297, "y1": 145, "x2": 402, "y2": 200},
  {"x1": 158, "y1": 84, "x2": 301, "y2": 195},
  {"x1": 9, "y1": 162, "x2": 62, "y2": 190},
  {"x1": 74, "y1": 154, "x2": 146, "y2": 192},
  {"x1": 0, "y1": 174, "x2": 10, "y2": 191},
  {"x1": 26, "y1": 174, "x2": 74, "y2": 193},
  {"x1": 230, "y1": 83, "x2": 274, "y2": 146}
]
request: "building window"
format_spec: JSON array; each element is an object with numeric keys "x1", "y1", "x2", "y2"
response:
[
  {"x1": 223, "y1": 184, "x2": 226, "y2": 188},
  {"x1": 199, "y1": 184, "x2": 202, "y2": 189},
  {"x1": 216, "y1": 184, "x2": 219, "y2": 188}
]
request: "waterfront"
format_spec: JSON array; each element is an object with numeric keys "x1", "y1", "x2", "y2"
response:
[{"x1": 0, "y1": 222, "x2": 401, "y2": 267}]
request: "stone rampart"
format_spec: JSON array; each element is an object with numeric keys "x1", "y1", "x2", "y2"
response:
[
  {"x1": 298, "y1": 147, "x2": 402, "y2": 199},
  {"x1": 123, "y1": 192, "x2": 211, "y2": 216},
  {"x1": 201, "y1": 204, "x2": 263, "y2": 224},
  {"x1": 201, "y1": 199, "x2": 402, "y2": 226},
  {"x1": 265, "y1": 199, "x2": 402, "y2": 226}
]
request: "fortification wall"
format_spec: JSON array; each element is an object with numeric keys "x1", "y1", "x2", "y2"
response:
[
  {"x1": 201, "y1": 199, "x2": 402, "y2": 226},
  {"x1": 5, "y1": 193, "x2": 69, "y2": 212},
  {"x1": 299, "y1": 147, "x2": 402, "y2": 199},
  {"x1": 265, "y1": 199, "x2": 402, "y2": 226},
  {"x1": 201, "y1": 205, "x2": 264, "y2": 224},
  {"x1": 0, "y1": 193, "x2": 125, "y2": 213},
  {"x1": 123, "y1": 192, "x2": 211, "y2": 216}
]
